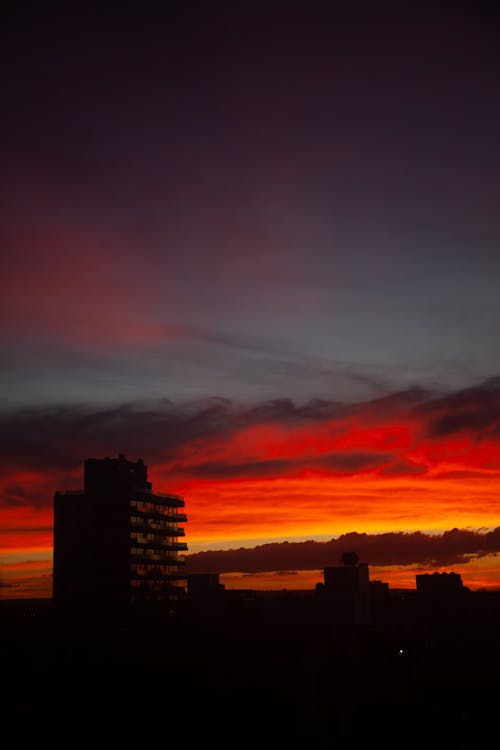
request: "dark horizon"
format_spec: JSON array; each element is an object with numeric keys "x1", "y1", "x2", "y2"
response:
[{"x1": 3, "y1": 551, "x2": 500, "y2": 748}]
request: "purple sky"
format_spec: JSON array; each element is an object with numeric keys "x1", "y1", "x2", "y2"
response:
[{"x1": 1, "y1": 1, "x2": 500, "y2": 410}]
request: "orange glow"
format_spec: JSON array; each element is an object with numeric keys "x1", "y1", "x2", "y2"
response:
[
  {"x1": 154, "y1": 472, "x2": 500, "y2": 542},
  {"x1": 2, "y1": 396, "x2": 500, "y2": 597}
]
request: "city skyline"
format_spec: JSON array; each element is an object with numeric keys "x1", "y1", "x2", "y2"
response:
[{"x1": 1, "y1": 2, "x2": 500, "y2": 596}]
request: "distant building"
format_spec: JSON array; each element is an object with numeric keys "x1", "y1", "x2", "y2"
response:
[
  {"x1": 369, "y1": 579, "x2": 390, "y2": 603},
  {"x1": 187, "y1": 572, "x2": 225, "y2": 599},
  {"x1": 318, "y1": 551, "x2": 371, "y2": 624},
  {"x1": 416, "y1": 571, "x2": 465, "y2": 596},
  {"x1": 415, "y1": 571, "x2": 471, "y2": 624},
  {"x1": 53, "y1": 454, "x2": 188, "y2": 609}
]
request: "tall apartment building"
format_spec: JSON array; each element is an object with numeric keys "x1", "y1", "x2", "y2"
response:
[{"x1": 53, "y1": 454, "x2": 188, "y2": 609}]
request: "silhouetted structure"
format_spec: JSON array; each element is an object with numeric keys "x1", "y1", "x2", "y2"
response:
[
  {"x1": 4, "y1": 561, "x2": 500, "y2": 747},
  {"x1": 53, "y1": 454, "x2": 187, "y2": 609},
  {"x1": 416, "y1": 570, "x2": 465, "y2": 596},
  {"x1": 187, "y1": 572, "x2": 225, "y2": 599},
  {"x1": 318, "y1": 550, "x2": 371, "y2": 623},
  {"x1": 415, "y1": 570, "x2": 471, "y2": 624}
]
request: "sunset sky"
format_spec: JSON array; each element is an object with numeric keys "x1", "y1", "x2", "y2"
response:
[{"x1": 1, "y1": 1, "x2": 500, "y2": 597}]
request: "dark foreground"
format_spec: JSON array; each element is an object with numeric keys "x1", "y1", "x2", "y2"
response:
[{"x1": 2, "y1": 589, "x2": 499, "y2": 749}]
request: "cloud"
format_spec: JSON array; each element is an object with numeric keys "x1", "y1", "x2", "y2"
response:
[
  {"x1": 0, "y1": 394, "x2": 370, "y2": 477},
  {"x1": 175, "y1": 451, "x2": 390, "y2": 480},
  {"x1": 380, "y1": 459, "x2": 427, "y2": 476},
  {"x1": 185, "y1": 528, "x2": 500, "y2": 574},
  {"x1": 419, "y1": 377, "x2": 500, "y2": 439},
  {"x1": 1, "y1": 377, "x2": 499, "y2": 579},
  {"x1": 1, "y1": 377, "x2": 499, "y2": 510},
  {"x1": 1, "y1": 486, "x2": 27, "y2": 507}
]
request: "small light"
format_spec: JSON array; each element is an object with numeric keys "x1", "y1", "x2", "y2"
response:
[{"x1": 398, "y1": 648, "x2": 404, "y2": 656}]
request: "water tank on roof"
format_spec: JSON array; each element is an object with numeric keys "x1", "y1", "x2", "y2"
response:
[{"x1": 341, "y1": 551, "x2": 359, "y2": 566}]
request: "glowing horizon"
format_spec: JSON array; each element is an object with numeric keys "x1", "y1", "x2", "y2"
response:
[{"x1": 2, "y1": 3, "x2": 500, "y2": 600}]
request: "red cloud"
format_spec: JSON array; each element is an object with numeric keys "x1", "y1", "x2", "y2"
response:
[{"x1": 1, "y1": 379, "x2": 500, "y2": 597}]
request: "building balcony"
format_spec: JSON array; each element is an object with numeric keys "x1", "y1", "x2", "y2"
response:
[
  {"x1": 131, "y1": 539, "x2": 188, "y2": 552},
  {"x1": 131, "y1": 491, "x2": 185, "y2": 508},
  {"x1": 130, "y1": 519, "x2": 186, "y2": 536},
  {"x1": 130, "y1": 551, "x2": 186, "y2": 566},
  {"x1": 131, "y1": 508, "x2": 187, "y2": 524},
  {"x1": 131, "y1": 568, "x2": 187, "y2": 581}
]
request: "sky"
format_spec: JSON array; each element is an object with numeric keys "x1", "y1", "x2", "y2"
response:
[{"x1": 1, "y1": 0, "x2": 500, "y2": 597}]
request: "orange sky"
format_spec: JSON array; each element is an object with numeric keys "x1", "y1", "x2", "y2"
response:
[{"x1": 1, "y1": 384, "x2": 499, "y2": 597}]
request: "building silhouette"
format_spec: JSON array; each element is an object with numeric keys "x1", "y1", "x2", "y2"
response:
[
  {"x1": 187, "y1": 572, "x2": 225, "y2": 599},
  {"x1": 415, "y1": 569, "x2": 471, "y2": 624},
  {"x1": 317, "y1": 551, "x2": 371, "y2": 623},
  {"x1": 53, "y1": 454, "x2": 187, "y2": 609},
  {"x1": 416, "y1": 570, "x2": 466, "y2": 596}
]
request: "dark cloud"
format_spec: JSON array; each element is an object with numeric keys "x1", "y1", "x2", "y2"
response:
[
  {"x1": 317, "y1": 452, "x2": 389, "y2": 472},
  {"x1": 174, "y1": 451, "x2": 389, "y2": 480},
  {"x1": 0, "y1": 394, "x2": 367, "y2": 476},
  {"x1": 179, "y1": 458, "x2": 292, "y2": 480},
  {"x1": 1, "y1": 377, "x2": 499, "y2": 487},
  {"x1": 380, "y1": 459, "x2": 427, "y2": 476},
  {"x1": 1, "y1": 485, "x2": 27, "y2": 507},
  {"x1": 185, "y1": 528, "x2": 500, "y2": 574},
  {"x1": 0, "y1": 375, "x2": 497, "y2": 527},
  {"x1": 418, "y1": 377, "x2": 500, "y2": 438},
  {"x1": 0, "y1": 399, "x2": 238, "y2": 474}
]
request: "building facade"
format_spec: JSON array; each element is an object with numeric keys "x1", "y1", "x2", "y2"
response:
[
  {"x1": 53, "y1": 454, "x2": 187, "y2": 609},
  {"x1": 318, "y1": 551, "x2": 371, "y2": 624}
]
